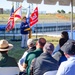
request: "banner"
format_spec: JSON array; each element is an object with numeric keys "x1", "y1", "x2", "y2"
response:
[{"x1": 30, "y1": 7, "x2": 38, "y2": 27}]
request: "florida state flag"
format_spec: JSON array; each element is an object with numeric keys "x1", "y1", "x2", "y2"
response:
[
  {"x1": 14, "y1": 6, "x2": 22, "y2": 21},
  {"x1": 30, "y1": 7, "x2": 38, "y2": 27},
  {"x1": 6, "y1": 5, "x2": 22, "y2": 32}
]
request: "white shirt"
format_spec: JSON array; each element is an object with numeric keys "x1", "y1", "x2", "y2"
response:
[
  {"x1": 56, "y1": 56, "x2": 75, "y2": 75},
  {"x1": 18, "y1": 51, "x2": 28, "y2": 71}
]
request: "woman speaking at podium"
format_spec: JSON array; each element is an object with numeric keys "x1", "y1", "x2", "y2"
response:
[{"x1": 20, "y1": 16, "x2": 30, "y2": 48}]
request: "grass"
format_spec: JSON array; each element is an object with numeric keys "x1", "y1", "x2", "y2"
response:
[
  {"x1": 0, "y1": 35, "x2": 60, "y2": 62},
  {"x1": 0, "y1": 13, "x2": 75, "y2": 24}
]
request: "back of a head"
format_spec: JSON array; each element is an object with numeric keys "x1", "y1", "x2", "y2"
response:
[
  {"x1": 61, "y1": 39, "x2": 75, "y2": 55},
  {"x1": 27, "y1": 39, "x2": 34, "y2": 46},
  {"x1": 37, "y1": 38, "x2": 46, "y2": 48},
  {"x1": 61, "y1": 31, "x2": 69, "y2": 40},
  {"x1": 59, "y1": 38, "x2": 67, "y2": 47},
  {"x1": 43, "y1": 42, "x2": 54, "y2": 54}
]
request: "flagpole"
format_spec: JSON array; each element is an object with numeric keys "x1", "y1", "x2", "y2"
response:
[
  {"x1": 11, "y1": 2, "x2": 16, "y2": 41},
  {"x1": 12, "y1": 2, "x2": 21, "y2": 41},
  {"x1": 11, "y1": 2, "x2": 21, "y2": 41},
  {"x1": 30, "y1": 6, "x2": 38, "y2": 39},
  {"x1": 14, "y1": 2, "x2": 17, "y2": 34},
  {"x1": 15, "y1": 2, "x2": 19, "y2": 33},
  {"x1": 6, "y1": 0, "x2": 23, "y2": 41},
  {"x1": 13, "y1": 7, "x2": 16, "y2": 41},
  {"x1": 36, "y1": 24, "x2": 38, "y2": 39},
  {"x1": 28, "y1": 4, "x2": 32, "y2": 38}
]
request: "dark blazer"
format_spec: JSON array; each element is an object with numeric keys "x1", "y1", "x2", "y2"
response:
[
  {"x1": 20, "y1": 22, "x2": 29, "y2": 34},
  {"x1": 0, "y1": 53, "x2": 18, "y2": 67},
  {"x1": 33, "y1": 53, "x2": 59, "y2": 75}
]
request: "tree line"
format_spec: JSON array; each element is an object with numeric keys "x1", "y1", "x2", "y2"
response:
[{"x1": 57, "y1": 9, "x2": 71, "y2": 14}]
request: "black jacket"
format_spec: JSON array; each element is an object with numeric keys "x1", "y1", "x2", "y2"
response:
[{"x1": 33, "y1": 53, "x2": 59, "y2": 75}]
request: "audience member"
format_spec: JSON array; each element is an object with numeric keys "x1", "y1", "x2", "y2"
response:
[
  {"x1": 53, "y1": 31, "x2": 69, "y2": 54},
  {"x1": 32, "y1": 43, "x2": 58, "y2": 75},
  {"x1": 52, "y1": 38, "x2": 67, "y2": 65},
  {"x1": 18, "y1": 39, "x2": 36, "y2": 72},
  {"x1": 56, "y1": 39, "x2": 75, "y2": 75},
  {"x1": 23, "y1": 38, "x2": 46, "y2": 75},
  {"x1": 0, "y1": 39, "x2": 19, "y2": 74}
]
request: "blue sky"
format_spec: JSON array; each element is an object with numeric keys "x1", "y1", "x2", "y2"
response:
[{"x1": 0, "y1": 0, "x2": 75, "y2": 13}]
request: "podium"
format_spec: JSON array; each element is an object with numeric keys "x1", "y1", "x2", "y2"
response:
[{"x1": 24, "y1": 28, "x2": 32, "y2": 38}]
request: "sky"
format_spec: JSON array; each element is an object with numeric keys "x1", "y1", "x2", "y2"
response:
[{"x1": 0, "y1": 0, "x2": 75, "y2": 13}]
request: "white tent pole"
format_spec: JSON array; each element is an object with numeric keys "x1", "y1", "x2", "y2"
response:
[{"x1": 71, "y1": 0, "x2": 73, "y2": 39}]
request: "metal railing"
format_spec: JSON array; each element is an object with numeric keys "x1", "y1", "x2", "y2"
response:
[{"x1": 0, "y1": 22, "x2": 71, "y2": 35}]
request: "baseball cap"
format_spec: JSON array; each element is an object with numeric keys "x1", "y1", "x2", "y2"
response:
[
  {"x1": 43, "y1": 43, "x2": 54, "y2": 52},
  {"x1": 27, "y1": 39, "x2": 34, "y2": 46},
  {"x1": 61, "y1": 39, "x2": 75, "y2": 55}
]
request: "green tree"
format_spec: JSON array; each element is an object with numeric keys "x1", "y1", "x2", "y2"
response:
[
  {"x1": 68, "y1": 12, "x2": 71, "y2": 14},
  {"x1": 57, "y1": 10, "x2": 61, "y2": 13},
  {"x1": 61, "y1": 10, "x2": 65, "y2": 13}
]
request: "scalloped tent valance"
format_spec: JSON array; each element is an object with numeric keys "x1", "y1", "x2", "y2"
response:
[{"x1": 27, "y1": 0, "x2": 75, "y2": 6}]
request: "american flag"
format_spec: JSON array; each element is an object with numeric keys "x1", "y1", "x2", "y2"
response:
[{"x1": 6, "y1": 3, "x2": 14, "y2": 32}]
